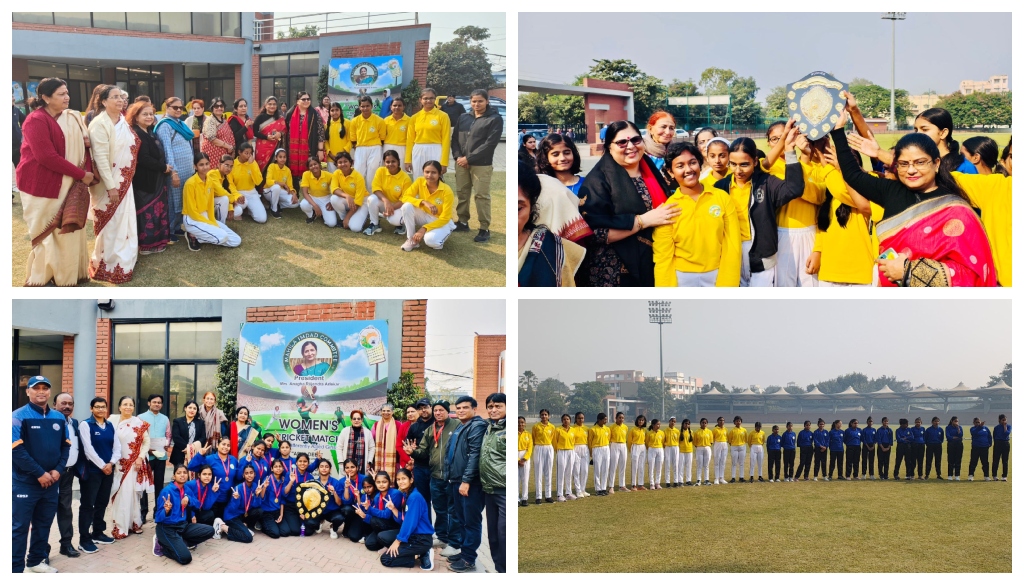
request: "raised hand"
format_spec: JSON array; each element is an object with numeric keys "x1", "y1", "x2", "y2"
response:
[
  {"x1": 213, "y1": 477, "x2": 221, "y2": 492},
  {"x1": 181, "y1": 495, "x2": 189, "y2": 508},
  {"x1": 232, "y1": 486, "x2": 240, "y2": 500},
  {"x1": 164, "y1": 495, "x2": 173, "y2": 513},
  {"x1": 327, "y1": 484, "x2": 336, "y2": 494},
  {"x1": 402, "y1": 438, "x2": 417, "y2": 454},
  {"x1": 385, "y1": 495, "x2": 396, "y2": 513},
  {"x1": 847, "y1": 133, "x2": 881, "y2": 159},
  {"x1": 290, "y1": 468, "x2": 298, "y2": 483}
]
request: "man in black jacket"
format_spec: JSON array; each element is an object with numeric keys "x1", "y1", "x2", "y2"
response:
[
  {"x1": 440, "y1": 95, "x2": 466, "y2": 128},
  {"x1": 451, "y1": 90, "x2": 503, "y2": 243},
  {"x1": 443, "y1": 395, "x2": 488, "y2": 573},
  {"x1": 53, "y1": 393, "x2": 81, "y2": 559},
  {"x1": 403, "y1": 398, "x2": 435, "y2": 504}
]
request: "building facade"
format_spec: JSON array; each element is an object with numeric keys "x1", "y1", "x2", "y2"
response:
[
  {"x1": 472, "y1": 334, "x2": 506, "y2": 404},
  {"x1": 959, "y1": 75, "x2": 1009, "y2": 95}
]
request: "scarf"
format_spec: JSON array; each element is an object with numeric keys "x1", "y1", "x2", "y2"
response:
[
  {"x1": 288, "y1": 106, "x2": 311, "y2": 178},
  {"x1": 643, "y1": 135, "x2": 668, "y2": 162},
  {"x1": 535, "y1": 174, "x2": 593, "y2": 243},
  {"x1": 155, "y1": 116, "x2": 195, "y2": 142},
  {"x1": 374, "y1": 417, "x2": 399, "y2": 477},
  {"x1": 346, "y1": 427, "x2": 366, "y2": 471},
  {"x1": 199, "y1": 404, "x2": 227, "y2": 445}
]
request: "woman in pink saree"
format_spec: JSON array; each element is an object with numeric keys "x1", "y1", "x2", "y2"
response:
[{"x1": 108, "y1": 396, "x2": 153, "y2": 539}]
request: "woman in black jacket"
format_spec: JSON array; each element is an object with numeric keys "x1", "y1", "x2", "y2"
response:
[
  {"x1": 129, "y1": 101, "x2": 171, "y2": 254},
  {"x1": 170, "y1": 399, "x2": 208, "y2": 466},
  {"x1": 578, "y1": 120, "x2": 680, "y2": 286},
  {"x1": 227, "y1": 98, "x2": 254, "y2": 155}
]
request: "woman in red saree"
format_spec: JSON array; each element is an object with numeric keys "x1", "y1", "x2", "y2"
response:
[
  {"x1": 200, "y1": 97, "x2": 234, "y2": 163},
  {"x1": 254, "y1": 96, "x2": 285, "y2": 173},
  {"x1": 830, "y1": 105, "x2": 996, "y2": 287},
  {"x1": 283, "y1": 91, "x2": 326, "y2": 191}
]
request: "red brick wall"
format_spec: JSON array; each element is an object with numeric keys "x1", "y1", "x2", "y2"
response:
[
  {"x1": 488, "y1": 88, "x2": 506, "y2": 102},
  {"x1": 96, "y1": 319, "x2": 111, "y2": 399},
  {"x1": 12, "y1": 21, "x2": 245, "y2": 44},
  {"x1": 251, "y1": 55, "x2": 261, "y2": 111},
  {"x1": 331, "y1": 42, "x2": 402, "y2": 59},
  {"x1": 582, "y1": 78, "x2": 630, "y2": 92},
  {"x1": 472, "y1": 335, "x2": 506, "y2": 402},
  {"x1": 254, "y1": 12, "x2": 274, "y2": 42},
  {"x1": 62, "y1": 336, "x2": 75, "y2": 394},
  {"x1": 245, "y1": 302, "x2": 377, "y2": 323},
  {"x1": 414, "y1": 40, "x2": 429, "y2": 89},
  {"x1": 401, "y1": 301, "x2": 427, "y2": 388}
]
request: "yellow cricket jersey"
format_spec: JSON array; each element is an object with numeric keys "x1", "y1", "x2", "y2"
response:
[
  {"x1": 663, "y1": 427, "x2": 681, "y2": 447},
  {"x1": 371, "y1": 167, "x2": 413, "y2": 204},
  {"x1": 653, "y1": 187, "x2": 741, "y2": 287},
  {"x1": 811, "y1": 165, "x2": 883, "y2": 285},
  {"x1": 609, "y1": 423, "x2": 629, "y2": 444},
  {"x1": 712, "y1": 426, "x2": 729, "y2": 443},
  {"x1": 230, "y1": 158, "x2": 263, "y2": 192},
  {"x1": 518, "y1": 431, "x2": 533, "y2": 460},
  {"x1": 206, "y1": 168, "x2": 241, "y2": 206},
  {"x1": 693, "y1": 428, "x2": 714, "y2": 448},
  {"x1": 726, "y1": 177, "x2": 752, "y2": 241},
  {"x1": 570, "y1": 425, "x2": 589, "y2": 446},
  {"x1": 182, "y1": 173, "x2": 216, "y2": 226},
  {"x1": 405, "y1": 108, "x2": 451, "y2": 166},
  {"x1": 348, "y1": 113, "x2": 386, "y2": 148},
  {"x1": 678, "y1": 429, "x2": 695, "y2": 453},
  {"x1": 383, "y1": 114, "x2": 410, "y2": 147},
  {"x1": 300, "y1": 170, "x2": 333, "y2": 197},
  {"x1": 325, "y1": 118, "x2": 350, "y2": 159},
  {"x1": 265, "y1": 163, "x2": 294, "y2": 193},
  {"x1": 588, "y1": 425, "x2": 611, "y2": 449},
  {"x1": 953, "y1": 172, "x2": 1012, "y2": 287},
  {"x1": 701, "y1": 172, "x2": 729, "y2": 193},
  {"x1": 727, "y1": 427, "x2": 748, "y2": 446},
  {"x1": 401, "y1": 178, "x2": 455, "y2": 231},
  {"x1": 531, "y1": 422, "x2": 555, "y2": 446},
  {"x1": 628, "y1": 427, "x2": 647, "y2": 446},
  {"x1": 645, "y1": 429, "x2": 665, "y2": 449},
  {"x1": 748, "y1": 430, "x2": 766, "y2": 447},
  {"x1": 553, "y1": 427, "x2": 575, "y2": 450},
  {"x1": 766, "y1": 158, "x2": 826, "y2": 228},
  {"x1": 330, "y1": 169, "x2": 369, "y2": 205}
]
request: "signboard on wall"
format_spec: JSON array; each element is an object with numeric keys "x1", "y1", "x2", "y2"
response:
[
  {"x1": 327, "y1": 55, "x2": 403, "y2": 116},
  {"x1": 236, "y1": 320, "x2": 389, "y2": 467}
]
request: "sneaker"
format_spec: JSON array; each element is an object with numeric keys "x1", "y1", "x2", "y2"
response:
[
  {"x1": 968, "y1": 476, "x2": 973, "y2": 481},
  {"x1": 394, "y1": 226, "x2": 407, "y2": 236},
  {"x1": 824, "y1": 477, "x2": 830, "y2": 482},
  {"x1": 556, "y1": 496, "x2": 566, "y2": 502},
  {"x1": 330, "y1": 529, "x2": 338, "y2": 539},
  {"x1": 535, "y1": 498, "x2": 541, "y2": 505},
  {"x1": 174, "y1": 228, "x2": 186, "y2": 237},
  {"x1": 620, "y1": 487, "x2": 631, "y2": 492},
  {"x1": 453, "y1": 221, "x2": 470, "y2": 232},
  {"x1": 316, "y1": 522, "x2": 323, "y2": 534},
  {"x1": 813, "y1": 477, "x2": 818, "y2": 482},
  {"x1": 187, "y1": 544, "x2": 197, "y2": 551},
  {"x1": 248, "y1": 529, "x2": 255, "y2": 537},
  {"x1": 1001, "y1": 478, "x2": 1008, "y2": 482},
  {"x1": 358, "y1": 537, "x2": 365, "y2": 544},
  {"x1": 544, "y1": 497, "x2": 554, "y2": 503},
  {"x1": 440, "y1": 545, "x2": 461, "y2": 557},
  {"x1": 168, "y1": 234, "x2": 179, "y2": 244},
  {"x1": 401, "y1": 239, "x2": 419, "y2": 252},
  {"x1": 433, "y1": 536, "x2": 444, "y2": 546},
  {"x1": 758, "y1": 477, "x2": 765, "y2": 482},
  {"x1": 985, "y1": 477, "x2": 993, "y2": 481},
  {"x1": 186, "y1": 234, "x2": 201, "y2": 252},
  {"x1": 270, "y1": 207, "x2": 282, "y2": 219},
  {"x1": 938, "y1": 476, "x2": 944, "y2": 481},
  {"x1": 212, "y1": 518, "x2": 223, "y2": 539},
  {"x1": 449, "y1": 560, "x2": 476, "y2": 573},
  {"x1": 27, "y1": 561, "x2": 58, "y2": 573},
  {"x1": 955, "y1": 476, "x2": 960, "y2": 481},
  {"x1": 474, "y1": 229, "x2": 490, "y2": 243},
  {"x1": 153, "y1": 535, "x2": 163, "y2": 557},
  {"x1": 714, "y1": 480, "x2": 720, "y2": 485},
  {"x1": 305, "y1": 215, "x2": 315, "y2": 224},
  {"x1": 635, "y1": 485, "x2": 646, "y2": 491},
  {"x1": 565, "y1": 494, "x2": 576, "y2": 501},
  {"x1": 420, "y1": 548, "x2": 434, "y2": 571},
  {"x1": 78, "y1": 541, "x2": 99, "y2": 554},
  {"x1": 739, "y1": 478, "x2": 746, "y2": 483},
  {"x1": 93, "y1": 533, "x2": 114, "y2": 545},
  {"x1": 362, "y1": 223, "x2": 382, "y2": 236}
]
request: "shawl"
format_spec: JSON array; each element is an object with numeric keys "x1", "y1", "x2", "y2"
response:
[
  {"x1": 535, "y1": 174, "x2": 593, "y2": 243},
  {"x1": 199, "y1": 404, "x2": 227, "y2": 445},
  {"x1": 154, "y1": 116, "x2": 195, "y2": 142},
  {"x1": 518, "y1": 226, "x2": 585, "y2": 287},
  {"x1": 287, "y1": 106, "x2": 312, "y2": 178},
  {"x1": 642, "y1": 135, "x2": 668, "y2": 163},
  {"x1": 347, "y1": 426, "x2": 367, "y2": 471},
  {"x1": 24, "y1": 109, "x2": 92, "y2": 246},
  {"x1": 374, "y1": 417, "x2": 399, "y2": 476}
]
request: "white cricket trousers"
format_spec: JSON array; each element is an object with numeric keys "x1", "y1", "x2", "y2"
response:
[
  {"x1": 533, "y1": 445, "x2": 553, "y2": 499},
  {"x1": 572, "y1": 445, "x2": 590, "y2": 495},
  {"x1": 214, "y1": 196, "x2": 244, "y2": 222},
  {"x1": 695, "y1": 447, "x2": 711, "y2": 482},
  {"x1": 749, "y1": 445, "x2": 765, "y2": 478},
  {"x1": 366, "y1": 194, "x2": 404, "y2": 229},
  {"x1": 713, "y1": 442, "x2": 728, "y2": 482},
  {"x1": 740, "y1": 239, "x2": 777, "y2": 287},
  {"x1": 238, "y1": 189, "x2": 266, "y2": 223},
  {"x1": 676, "y1": 269, "x2": 718, "y2": 287},
  {"x1": 609, "y1": 443, "x2": 627, "y2": 488},
  {"x1": 300, "y1": 195, "x2": 338, "y2": 227},
  {"x1": 630, "y1": 445, "x2": 647, "y2": 487},
  {"x1": 592, "y1": 446, "x2": 610, "y2": 492},
  {"x1": 555, "y1": 449, "x2": 575, "y2": 498},
  {"x1": 264, "y1": 184, "x2": 299, "y2": 212},
  {"x1": 776, "y1": 226, "x2": 818, "y2": 287},
  {"x1": 354, "y1": 146, "x2": 383, "y2": 192},
  {"x1": 183, "y1": 214, "x2": 241, "y2": 247},
  {"x1": 731, "y1": 445, "x2": 747, "y2": 479},
  {"x1": 664, "y1": 447, "x2": 678, "y2": 483},
  {"x1": 401, "y1": 203, "x2": 455, "y2": 249},
  {"x1": 646, "y1": 447, "x2": 664, "y2": 486},
  {"x1": 383, "y1": 144, "x2": 406, "y2": 166},
  {"x1": 410, "y1": 143, "x2": 442, "y2": 180},
  {"x1": 518, "y1": 451, "x2": 530, "y2": 502},
  {"x1": 679, "y1": 451, "x2": 694, "y2": 483}
]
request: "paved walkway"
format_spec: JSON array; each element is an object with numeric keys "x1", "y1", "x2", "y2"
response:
[{"x1": 40, "y1": 488, "x2": 493, "y2": 573}]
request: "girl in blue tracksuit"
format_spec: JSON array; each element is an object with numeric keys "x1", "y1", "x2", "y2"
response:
[
  {"x1": 154, "y1": 464, "x2": 216, "y2": 564},
  {"x1": 827, "y1": 421, "x2": 845, "y2": 480},
  {"x1": 895, "y1": 419, "x2": 913, "y2": 480},
  {"x1": 992, "y1": 414, "x2": 1011, "y2": 481},
  {"x1": 306, "y1": 459, "x2": 343, "y2": 536},
  {"x1": 215, "y1": 463, "x2": 264, "y2": 543},
  {"x1": 968, "y1": 418, "x2": 992, "y2": 480},
  {"x1": 349, "y1": 475, "x2": 379, "y2": 543},
  {"x1": 240, "y1": 441, "x2": 272, "y2": 484},
  {"x1": 910, "y1": 418, "x2": 927, "y2": 479},
  {"x1": 187, "y1": 437, "x2": 238, "y2": 519},
  {"x1": 261, "y1": 459, "x2": 296, "y2": 538},
  {"x1": 812, "y1": 419, "x2": 830, "y2": 480},
  {"x1": 861, "y1": 417, "x2": 877, "y2": 479},
  {"x1": 876, "y1": 418, "x2": 894, "y2": 480},
  {"x1": 766, "y1": 426, "x2": 783, "y2": 482},
  {"x1": 781, "y1": 422, "x2": 797, "y2": 481},
  {"x1": 923, "y1": 417, "x2": 945, "y2": 479},
  {"x1": 361, "y1": 471, "x2": 406, "y2": 551},
  {"x1": 796, "y1": 420, "x2": 815, "y2": 480},
  {"x1": 184, "y1": 465, "x2": 221, "y2": 525},
  {"x1": 843, "y1": 420, "x2": 862, "y2": 479},
  {"x1": 945, "y1": 416, "x2": 964, "y2": 480},
  {"x1": 269, "y1": 440, "x2": 297, "y2": 477},
  {"x1": 379, "y1": 468, "x2": 435, "y2": 570},
  {"x1": 337, "y1": 458, "x2": 367, "y2": 541}
]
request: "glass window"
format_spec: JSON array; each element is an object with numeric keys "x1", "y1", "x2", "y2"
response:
[
  {"x1": 169, "y1": 364, "x2": 195, "y2": 420},
  {"x1": 139, "y1": 364, "x2": 165, "y2": 407},
  {"x1": 192, "y1": 12, "x2": 220, "y2": 36},
  {"x1": 184, "y1": 64, "x2": 208, "y2": 79},
  {"x1": 68, "y1": 64, "x2": 101, "y2": 82},
  {"x1": 112, "y1": 364, "x2": 136, "y2": 402},
  {"x1": 290, "y1": 54, "x2": 318, "y2": 76},
  {"x1": 28, "y1": 61, "x2": 66, "y2": 79},
  {"x1": 114, "y1": 323, "x2": 166, "y2": 360},
  {"x1": 126, "y1": 12, "x2": 160, "y2": 32},
  {"x1": 53, "y1": 12, "x2": 91, "y2": 27},
  {"x1": 289, "y1": 78, "x2": 307, "y2": 104},
  {"x1": 92, "y1": 12, "x2": 125, "y2": 30},
  {"x1": 197, "y1": 364, "x2": 217, "y2": 399},
  {"x1": 17, "y1": 334, "x2": 63, "y2": 360},
  {"x1": 260, "y1": 79, "x2": 274, "y2": 103},
  {"x1": 169, "y1": 322, "x2": 222, "y2": 360},
  {"x1": 13, "y1": 13, "x2": 53, "y2": 24},
  {"x1": 210, "y1": 64, "x2": 235, "y2": 78},
  {"x1": 160, "y1": 12, "x2": 191, "y2": 34},
  {"x1": 260, "y1": 56, "x2": 287, "y2": 77},
  {"x1": 115, "y1": 67, "x2": 129, "y2": 82},
  {"x1": 222, "y1": 12, "x2": 241, "y2": 37}
]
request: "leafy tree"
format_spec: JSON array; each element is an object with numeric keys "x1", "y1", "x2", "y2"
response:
[
  {"x1": 848, "y1": 82, "x2": 912, "y2": 122},
  {"x1": 694, "y1": 67, "x2": 762, "y2": 126},
  {"x1": 518, "y1": 93, "x2": 549, "y2": 125},
  {"x1": 567, "y1": 381, "x2": 608, "y2": 417},
  {"x1": 402, "y1": 79, "x2": 422, "y2": 114},
  {"x1": 936, "y1": 92, "x2": 1012, "y2": 127},
  {"x1": 638, "y1": 378, "x2": 685, "y2": 421},
  {"x1": 387, "y1": 371, "x2": 426, "y2": 412},
  {"x1": 545, "y1": 94, "x2": 585, "y2": 127},
  {"x1": 519, "y1": 370, "x2": 539, "y2": 412},
  {"x1": 701, "y1": 380, "x2": 727, "y2": 393},
  {"x1": 666, "y1": 78, "x2": 701, "y2": 97},
  {"x1": 427, "y1": 27, "x2": 494, "y2": 97},
  {"x1": 535, "y1": 377, "x2": 568, "y2": 414},
  {"x1": 988, "y1": 363, "x2": 1012, "y2": 387},
  {"x1": 317, "y1": 65, "x2": 329, "y2": 104},
  {"x1": 277, "y1": 25, "x2": 319, "y2": 39},
  {"x1": 576, "y1": 59, "x2": 664, "y2": 124},
  {"x1": 764, "y1": 85, "x2": 788, "y2": 119},
  {"x1": 215, "y1": 337, "x2": 239, "y2": 417},
  {"x1": 849, "y1": 77, "x2": 874, "y2": 87},
  {"x1": 764, "y1": 385, "x2": 784, "y2": 395}
]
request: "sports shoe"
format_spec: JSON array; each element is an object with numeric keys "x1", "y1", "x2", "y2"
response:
[
  {"x1": 93, "y1": 533, "x2": 113, "y2": 545},
  {"x1": 474, "y1": 229, "x2": 490, "y2": 243},
  {"x1": 394, "y1": 226, "x2": 406, "y2": 236},
  {"x1": 358, "y1": 537, "x2": 365, "y2": 544},
  {"x1": 544, "y1": 497, "x2": 554, "y2": 503},
  {"x1": 621, "y1": 487, "x2": 631, "y2": 492},
  {"x1": 758, "y1": 477, "x2": 765, "y2": 482},
  {"x1": 316, "y1": 522, "x2": 323, "y2": 534},
  {"x1": 825, "y1": 477, "x2": 831, "y2": 482},
  {"x1": 212, "y1": 518, "x2": 223, "y2": 539},
  {"x1": 187, "y1": 234, "x2": 201, "y2": 252},
  {"x1": 248, "y1": 529, "x2": 255, "y2": 537},
  {"x1": 188, "y1": 544, "x2": 197, "y2": 550},
  {"x1": 363, "y1": 223, "x2": 382, "y2": 236},
  {"x1": 440, "y1": 545, "x2": 461, "y2": 557},
  {"x1": 420, "y1": 548, "x2": 434, "y2": 571},
  {"x1": 78, "y1": 541, "x2": 98, "y2": 554},
  {"x1": 305, "y1": 215, "x2": 315, "y2": 224},
  {"x1": 270, "y1": 208, "x2": 282, "y2": 219},
  {"x1": 453, "y1": 221, "x2": 470, "y2": 232},
  {"x1": 27, "y1": 561, "x2": 58, "y2": 573},
  {"x1": 968, "y1": 476, "x2": 974, "y2": 481},
  {"x1": 714, "y1": 480, "x2": 720, "y2": 485},
  {"x1": 738, "y1": 478, "x2": 746, "y2": 483},
  {"x1": 556, "y1": 496, "x2": 566, "y2": 502},
  {"x1": 446, "y1": 554, "x2": 462, "y2": 563},
  {"x1": 401, "y1": 239, "x2": 419, "y2": 252},
  {"x1": 535, "y1": 498, "x2": 541, "y2": 505},
  {"x1": 635, "y1": 485, "x2": 646, "y2": 491},
  {"x1": 985, "y1": 477, "x2": 993, "y2": 481},
  {"x1": 813, "y1": 477, "x2": 818, "y2": 482},
  {"x1": 174, "y1": 228, "x2": 186, "y2": 237},
  {"x1": 565, "y1": 494, "x2": 576, "y2": 501},
  {"x1": 1001, "y1": 477, "x2": 1008, "y2": 482},
  {"x1": 153, "y1": 535, "x2": 164, "y2": 557},
  {"x1": 449, "y1": 559, "x2": 477, "y2": 573},
  {"x1": 955, "y1": 476, "x2": 960, "y2": 481},
  {"x1": 330, "y1": 529, "x2": 338, "y2": 539}
]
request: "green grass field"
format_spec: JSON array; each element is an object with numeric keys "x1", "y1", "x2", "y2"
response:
[
  {"x1": 518, "y1": 438, "x2": 1011, "y2": 573},
  {"x1": 11, "y1": 171, "x2": 505, "y2": 287},
  {"x1": 751, "y1": 132, "x2": 1011, "y2": 154}
]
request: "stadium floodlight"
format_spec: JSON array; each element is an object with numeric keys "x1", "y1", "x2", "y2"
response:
[
  {"x1": 881, "y1": 12, "x2": 907, "y2": 130},
  {"x1": 648, "y1": 301, "x2": 673, "y2": 417}
]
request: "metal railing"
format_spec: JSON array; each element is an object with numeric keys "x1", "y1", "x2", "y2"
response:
[{"x1": 254, "y1": 12, "x2": 419, "y2": 41}]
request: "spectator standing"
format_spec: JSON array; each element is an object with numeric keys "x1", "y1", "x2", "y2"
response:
[
  {"x1": 13, "y1": 95, "x2": 26, "y2": 194},
  {"x1": 53, "y1": 393, "x2": 80, "y2": 559},
  {"x1": 138, "y1": 394, "x2": 171, "y2": 522},
  {"x1": 440, "y1": 95, "x2": 467, "y2": 131},
  {"x1": 77, "y1": 397, "x2": 119, "y2": 554},
  {"x1": 408, "y1": 401, "x2": 460, "y2": 554},
  {"x1": 481, "y1": 393, "x2": 506, "y2": 573},
  {"x1": 403, "y1": 398, "x2": 435, "y2": 503},
  {"x1": 452, "y1": 89, "x2": 503, "y2": 243},
  {"x1": 443, "y1": 396, "x2": 488, "y2": 573}
]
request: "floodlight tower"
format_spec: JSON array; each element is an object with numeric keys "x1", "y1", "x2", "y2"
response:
[
  {"x1": 882, "y1": 12, "x2": 907, "y2": 130},
  {"x1": 648, "y1": 301, "x2": 673, "y2": 418}
]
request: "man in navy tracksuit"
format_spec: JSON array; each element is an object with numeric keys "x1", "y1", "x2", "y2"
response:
[
  {"x1": 910, "y1": 418, "x2": 926, "y2": 479},
  {"x1": 843, "y1": 420, "x2": 862, "y2": 479},
  {"x1": 444, "y1": 396, "x2": 488, "y2": 573},
  {"x1": 861, "y1": 417, "x2": 877, "y2": 479},
  {"x1": 894, "y1": 419, "x2": 913, "y2": 480},
  {"x1": 12, "y1": 376, "x2": 70, "y2": 573},
  {"x1": 875, "y1": 418, "x2": 894, "y2": 480},
  {"x1": 923, "y1": 417, "x2": 945, "y2": 479}
]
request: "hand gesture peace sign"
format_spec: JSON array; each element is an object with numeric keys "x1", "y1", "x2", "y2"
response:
[
  {"x1": 384, "y1": 495, "x2": 397, "y2": 513},
  {"x1": 212, "y1": 477, "x2": 221, "y2": 492},
  {"x1": 290, "y1": 467, "x2": 298, "y2": 483},
  {"x1": 232, "y1": 486, "x2": 240, "y2": 499},
  {"x1": 163, "y1": 495, "x2": 173, "y2": 513}
]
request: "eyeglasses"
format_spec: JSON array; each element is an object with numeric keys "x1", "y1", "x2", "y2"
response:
[
  {"x1": 299, "y1": 97, "x2": 311, "y2": 102},
  {"x1": 167, "y1": 105, "x2": 182, "y2": 111},
  {"x1": 767, "y1": 135, "x2": 782, "y2": 145},
  {"x1": 895, "y1": 158, "x2": 935, "y2": 172},
  {"x1": 212, "y1": 104, "x2": 225, "y2": 109},
  {"x1": 612, "y1": 135, "x2": 644, "y2": 149}
]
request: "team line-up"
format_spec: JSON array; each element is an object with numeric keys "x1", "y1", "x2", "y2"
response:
[{"x1": 518, "y1": 412, "x2": 1011, "y2": 503}]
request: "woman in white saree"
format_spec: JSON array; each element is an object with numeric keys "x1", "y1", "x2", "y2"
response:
[
  {"x1": 108, "y1": 396, "x2": 153, "y2": 539},
  {"x1": 88, "y1": 85, "x2": 140, "y2": 284}
]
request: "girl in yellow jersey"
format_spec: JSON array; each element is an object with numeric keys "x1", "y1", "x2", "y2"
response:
[
  {"x1": 692, "y1": 418, "x2": 713, "y2": 486},
  {"x1": 327, "y1": 152, "x2": 368, "y2": 230},
  {"x1": 181, "y1": 152, "x2": 241, "y2": 250},
  {"x1": 570, "y1": 412, "x2": 591, "y2": 498},
  {"x1": 628, "y1": 415, "x2": 648, "y2": 491},
  {"x1": 231, "y1": 143, "x2": 266, "y2": 223},
  {"x1": 663, "y1": 418, "x2": 681, "y2": 487},
  {"x1": 400, "y1": 161, "x2": 456, "y2": 253},
  {"x1": 728, "y1": 416, "x2": 748, "y2": 483},
  {"x1": 645, "y1": 419, "x2": 666, "y2": 489},
  {"x1": 531, "y1": 410, "x2": 555, "y2": 504},
  {"x1": 404, "y1": 88, "x2": 451, "y2": 180},
  {"x1": 700, "y1": 138, "x2": 731, "y2": 192},
  {"x1": 608, "y1": 412, "x2": 629, "y2": 493},
  {"x1": 747, "y1": 421, "x2": 767, "y2": 482},
  {"x1": 588, "y1": 413, "x2": 612, "y2": 496},
  {"x1": 677, "y1": 419, "x2": 695, "y2": 486},
  {"x1": 712, "y1": 416, "x2": 729, "y2": 485},
  {"x1": 950, "y1": 171, "x2": 1011, "y2": 286},
  {"x1": 518, "y1": 417, "x2": 533, "y2": 507},
  {"x1": 348, "y1": 95, "x2": 385, "y2": 192},
  {"x1": 299, "y1": 158, "x2": 338, "y2": 227},
  {"x1": 324, "y1": 103, "x2": 349, "y2": 173},
  {"x1": 206, "y1": 154, "x2": 244, "y2": 223},
  {"x1": 553, "y1": 414, "x2": 577, "y2": 502},
  {"x1": 263, "y1": 148, "x2": 299, "y2": 218},
  {"x1": 382, "y1": 97, "x2": 409, "y2": 164},
  {"x1": 361, "y1": 150, "x2": 412, "y2": 235},
  {"x1": 654, "y1": 141, "x2": 741, "y2": 286}
]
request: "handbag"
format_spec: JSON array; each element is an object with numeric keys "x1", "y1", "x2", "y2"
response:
[{"x1": 29, "y1": 159, "x2": 92, "y2": 247}]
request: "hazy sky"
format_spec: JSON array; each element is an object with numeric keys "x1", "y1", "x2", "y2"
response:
[
  {"x1": 425, "y1": 299, "x2": 506, "y2": 395},
  {"x1": 519, "y1": 12, "x2": 1011, "y2": 100},
  {"x1": 520, "y1": 300, "x2": 1010, "y2": 390}
]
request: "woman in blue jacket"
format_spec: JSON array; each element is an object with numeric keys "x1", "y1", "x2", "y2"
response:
[
  {"x1": 781, "y1": 422, "x2": 796, "y2": 482},
  {"x1": 361, "y1": 471, "x2": 406, "y2": 551},
  {"x1": 894, "y1": 419, "x2": 913, "y2": 480},
  {"x1": 268, "y1": 439, "x2": 296, "y2": 476},
  {"x1": 923, "y1": 416, "x2": 945, "y2": 480},
  {"x1": 184, "y1": 465, "x2": 220, "y2": 525},
  {"x1": 214, "y1": 463, "x2": 263, "y2": 543},
  {"x1": 992, "y1": 414, "x2": 1011, "y2": 481},
  {"x1": 968, "y1": 418, "x2": 992, "y2": 481},
  {"x1": 380, "y1": 468, "x2": 435, "y2": 570},
  {"x1": 812, "y1": 419, "x2": 829, "y2": 481},
  {"x1": 261, "y1": 458, "x2": 296, "y2": 538},
  {"x1": 337, "y1": 459, "x2": 366, "y2": 541},
  {"x1": 306, "y1": 458, "x2": 343, "y2": 536},
  {"x1": 348, "y1": 476, "x2": 379, "y2": 543},
  {"x1": 795, "y1": 420, "x2": 814, "y2": 481},
  {"x1": 910, "y1": 418, "x2": 926, "y2": 480},
  {"x1": 945, "y1": 416, "x2": 964, "y2": 481},
  {"x1": 766, "y1": 425, "x2": 782, "y2": 482},
  {"x1": 240, "y1": 441, "x2": 272, "y2": 485},
  {"x1": 153, "y1": 464, "x2": 216, "y2": 564},
  {"x1": 187, "y1": 437, "x2": 238, "y2": 519},
  {"x1": 827, "y1": 420, "x2": 845, "y2": 481},
  {"x1": 876, "y1": 418, "x2": 894, "y2": 480},
  {"x1": 843, "y1": 419, "x2": 862, "y2": 480},
  {"x1": 861, "y1": 417, "x2": 877, "y2": 480}
]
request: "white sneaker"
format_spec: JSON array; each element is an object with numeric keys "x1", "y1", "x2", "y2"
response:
[
  {"x1": 565, "y1": 494, "x2": 576, "y2": 501},
  {"x1": 358, "y1": 537, "x2": 365, "y2": 544},
  {"x1": 27, "y1": 561, "x2": 58, "y2": 573},
  {"x1": 813, "y1": 477, "x2": 818, "y2": 481},
  {"x1": 316, "y1": 522, "x2": 323, "y2": 534},
  {"x1": 401, "y1": 239, "x2": 419, "y2": 252},
  {"x1": 212, "y1": 518, "x2": 223, "y2": 539},
  {"x1": 556, "y1": 496, "x2": 566, "y2": 502},
  {"x1": 330, "y1": 529, "x2": 338, "y2": 539},
  {"x1": 985, "y1": 477, "x2": 993, "y2": 481},
  {"x1": 432, "y1": 536, "x2": 443, "y2": 547},
  {"x1": 440, "y1": 545, "x2": 460, "y2": 557},
  {"x1": 1001, "y1": 478, "x2": 1007, "y2": 482},
  {"x1": 421, "y1": 548, "x2": 434, "y2": 571},
  {"x1": 248, "y1": 529, "x2": 255, "y2": 537},
  {"x1": 714, "y1": 480, "x2": 720, "y2": 485},
  {"x1": 968, "y1": 476, "x2": 974, "y2": 482},
  {"x1": 955, "y1": 476, "x2": 960, "y2": 481}
]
